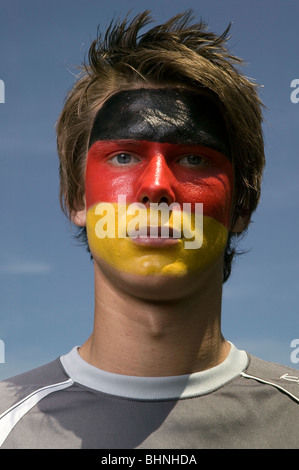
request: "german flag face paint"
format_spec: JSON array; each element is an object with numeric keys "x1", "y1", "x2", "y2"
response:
[{"x1": 85, "y1": 88, "x2": 233, "y2": 277}]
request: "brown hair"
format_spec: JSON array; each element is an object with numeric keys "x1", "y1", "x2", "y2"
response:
[{"x1": 56, "y1": 10, "x2": 265, "y2": 282}]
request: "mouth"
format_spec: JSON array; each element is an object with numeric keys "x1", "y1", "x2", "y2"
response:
[{"x1": 128, "y1": 225, "x2": 182, "y2": 246}]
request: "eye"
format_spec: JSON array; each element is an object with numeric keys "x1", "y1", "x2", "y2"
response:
[
  {"x1": 108, "y1": 153, "x2": 140, "y2": 167},
  {"x1": 178, "y1": 155, "x2": 209, "y2": 169}
]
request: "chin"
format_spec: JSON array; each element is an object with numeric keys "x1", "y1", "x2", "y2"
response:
[{"x1": 93, "y1": 255, "x2": 222, "y2": 302}]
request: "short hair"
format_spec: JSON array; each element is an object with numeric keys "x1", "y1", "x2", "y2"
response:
[{"x1": 56, "y1": 10, "x2": 265, "y2": 282}]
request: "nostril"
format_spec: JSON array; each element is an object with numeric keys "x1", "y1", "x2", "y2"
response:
[
  {"x1": 141, "y1": 196, "x2": 151, "y2": 207},
  {"x1": 159, "y1": 196, "x2": 169, "y2": 204},
  {"x1": 141, "y1": 195, "x2": 172, "y2": 206}
]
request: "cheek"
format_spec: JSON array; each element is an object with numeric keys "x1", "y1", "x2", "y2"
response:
[
  {"x1": 176, "y1": 171, "x2": 234, "y2": 229},
  {"x1": 85, "y1": 160, "x2": 141, "y2": 209}
]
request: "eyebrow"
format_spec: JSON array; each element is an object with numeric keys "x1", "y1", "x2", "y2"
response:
[
  {"x1": 89, "y1": 140, "x2": 148, "y2": 155},
  {"x1": 89, "y1": 126, "x2": 229, "y2": 156}
]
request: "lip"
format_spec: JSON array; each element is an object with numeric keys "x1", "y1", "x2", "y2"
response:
[
  {"x1": 128, "y1": 225, "x2": 181, "y2": 247},
  {"x1": 129, "y1": 236, "x2": 180, "y2": 247}
]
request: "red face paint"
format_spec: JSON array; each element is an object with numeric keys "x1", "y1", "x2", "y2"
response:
[{"x1": 86, "y1": 140, "x2": 233, "y2": 229}]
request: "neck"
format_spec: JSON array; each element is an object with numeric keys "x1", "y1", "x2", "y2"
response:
[{"x1": 79, "y1": 261, "x2": 230, "y2": 377}]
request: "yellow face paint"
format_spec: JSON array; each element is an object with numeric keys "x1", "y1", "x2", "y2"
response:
[{"x1": 86, "y1": 202, "x2": 228, "y2": 277}]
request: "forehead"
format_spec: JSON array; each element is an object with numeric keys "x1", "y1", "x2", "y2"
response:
[{"x1": 89, "y1": 88, "x2": 230, "y2": 157}]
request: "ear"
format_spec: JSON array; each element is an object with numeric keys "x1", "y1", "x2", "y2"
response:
[
  {"x1": 230, "y1": 210, "x2": 251, "y2": 234},
  {"x1": 71, "y1": 208, "x2": 86, "y2": 227},
  {"x1": 70, "y1": 196, "x2": 86, "y2": 227}
]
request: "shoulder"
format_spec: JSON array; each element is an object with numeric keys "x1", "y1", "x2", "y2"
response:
[
  {"x1": 241, "y1": 353, "x2": 299, "y2": 403},
  {"x1": 0, "y1": 358, "x2": 71, "y2": 415}
]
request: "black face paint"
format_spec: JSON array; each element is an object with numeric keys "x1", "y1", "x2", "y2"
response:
[{"x1": 89, "y1": 88, "x2": 230, "y2": 159}]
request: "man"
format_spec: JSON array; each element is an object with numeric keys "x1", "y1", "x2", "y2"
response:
[{"x1": 0, "y1": 11, "x2": 298, "y2": 449}]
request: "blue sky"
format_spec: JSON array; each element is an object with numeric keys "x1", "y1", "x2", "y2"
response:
[{"x1": 0, "y1": 0, "x2": 298, "y2": 379}]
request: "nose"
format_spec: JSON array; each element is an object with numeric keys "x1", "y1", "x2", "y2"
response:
[{"x1": 136, "y1": 153, "x2": 176, "y2": 206}]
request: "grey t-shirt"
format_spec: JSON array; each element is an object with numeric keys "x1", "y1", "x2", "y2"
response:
[{"x1": 0, "y1": 343, "x2": 298, "y2": 449}]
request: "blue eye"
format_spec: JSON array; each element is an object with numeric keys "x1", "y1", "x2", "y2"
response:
[
  {"x1": 109, "y1": 153, "x2": 140, "y2": 166},
  {"x1": 178, "y1": 155, "x2": 209, "y2": 168}
]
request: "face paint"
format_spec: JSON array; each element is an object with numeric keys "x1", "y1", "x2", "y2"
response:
[
  {"x1": 85, "y1": 88, "x2": 233, "y2": 277},
  {"x1": 89, "y1": 88, "x2": 230, "y2": 156}
]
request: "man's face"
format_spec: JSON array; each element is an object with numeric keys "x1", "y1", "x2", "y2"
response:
[{"x1": 84, "y1": 88, "x2": 233, "y2": 280}]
